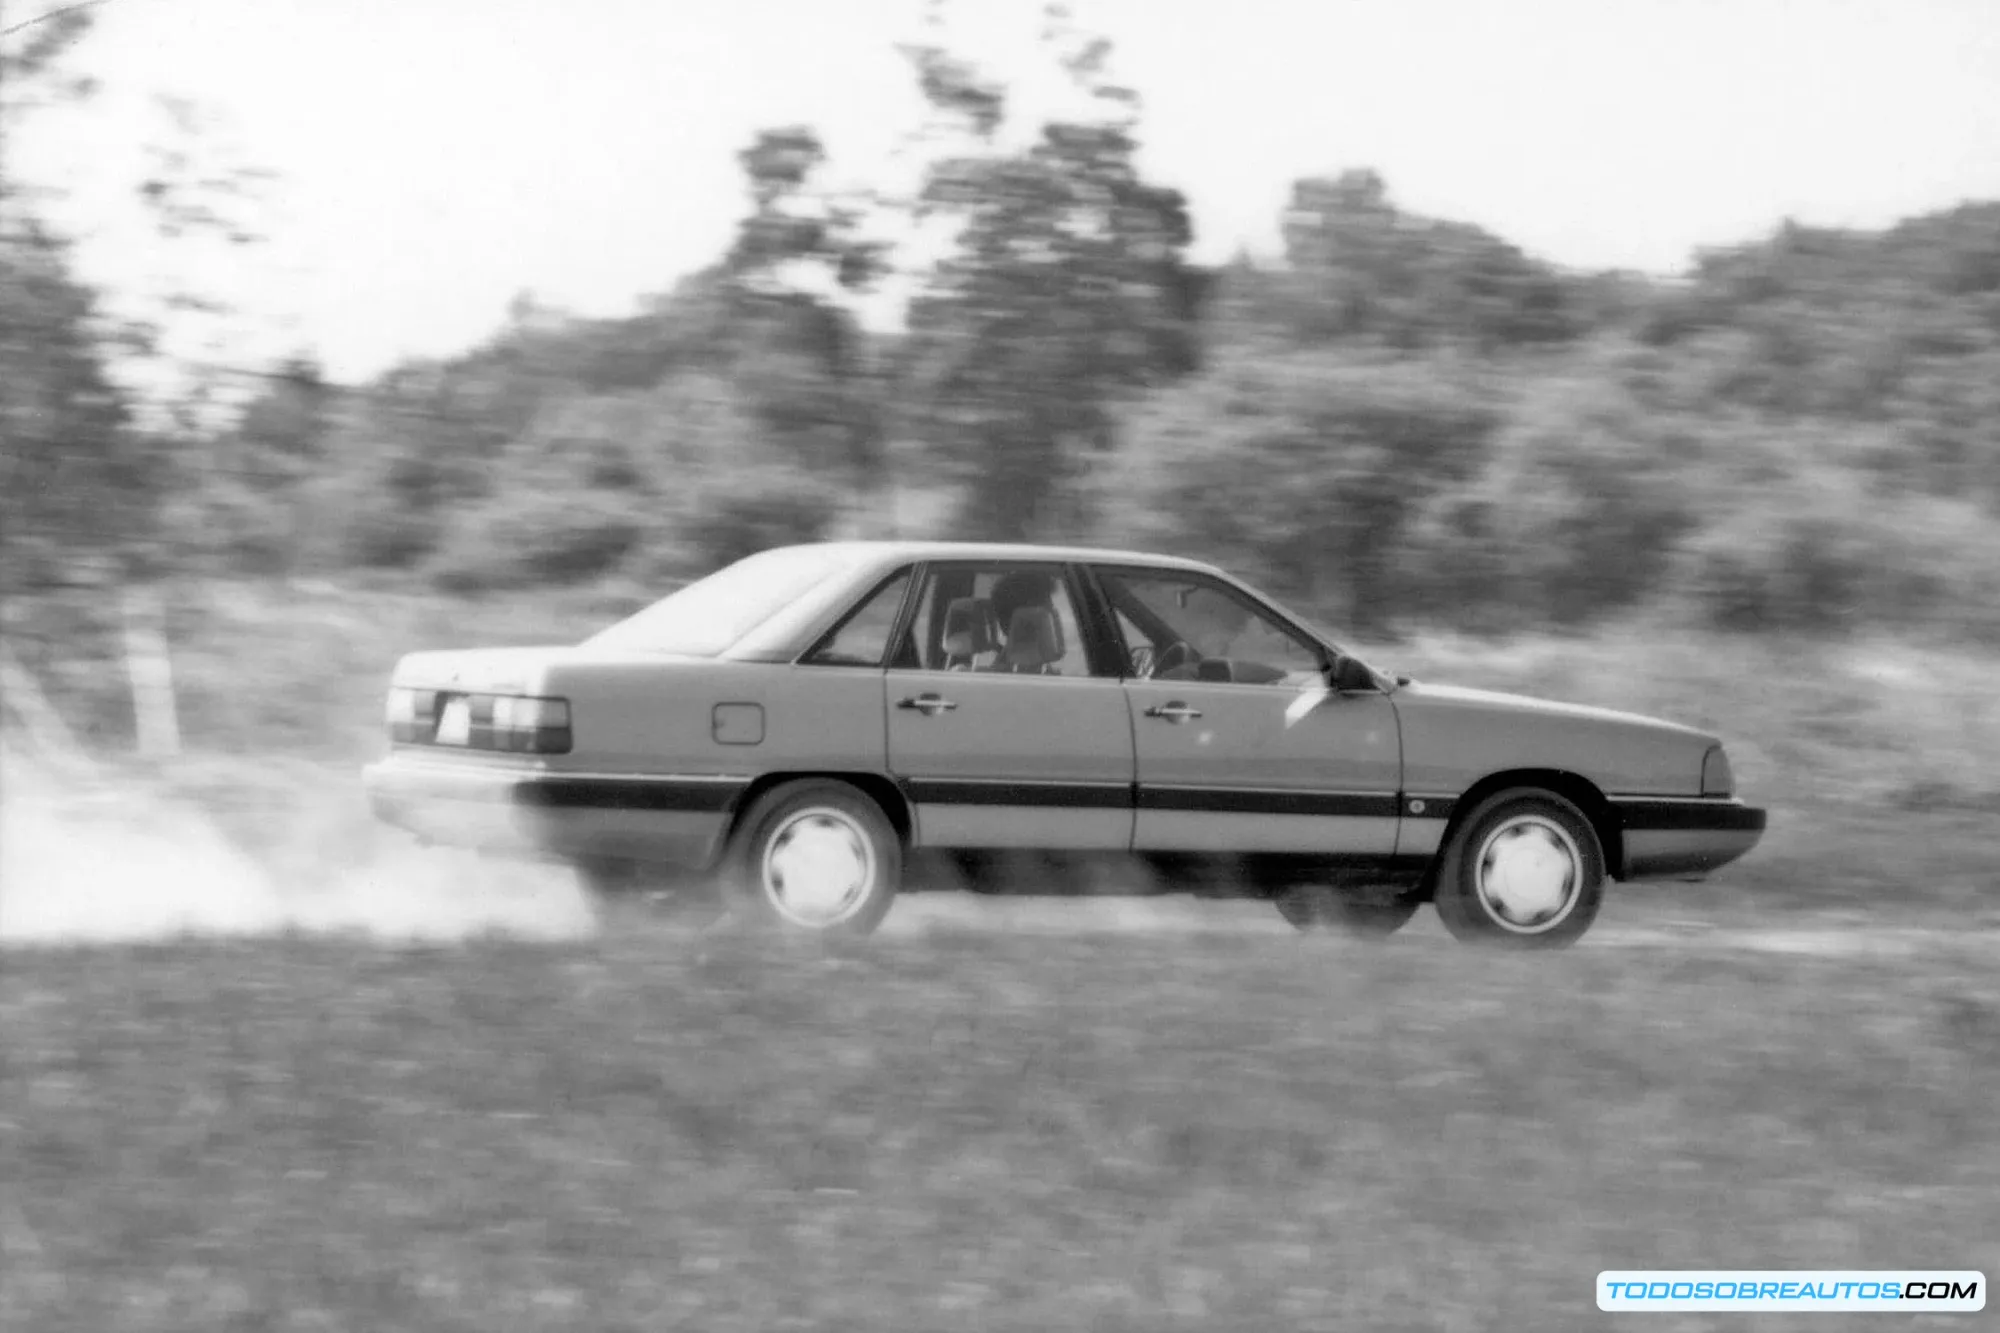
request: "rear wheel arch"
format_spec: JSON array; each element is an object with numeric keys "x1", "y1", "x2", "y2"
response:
[
  {"x1": 1419, "y1": 768, "x2": 1621, "y2": 896},
  {"x1": 722, "y1": 776, "x2": 903, "y2": 934},
  {"x1": 724, "y1": 771, "x2": 913, "y2": 853}
]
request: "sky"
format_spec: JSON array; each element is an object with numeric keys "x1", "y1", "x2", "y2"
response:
[{"x1": 14, "y1": 0, "x2": 2000, "y2": 385}]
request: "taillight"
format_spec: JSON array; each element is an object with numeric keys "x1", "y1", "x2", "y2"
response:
[
  {"x1": 385, "y1": 689, "x2": 571, "y2": 754},
  {"x1": 1701, "y1": 745, "x2": 1734, "y2": 797},
  {"x1": 385, "y1": 687, "x2": 435, "y2": 743},
  {"x1": 490, "y1": 695, "x2": 572, "y2": 754}
]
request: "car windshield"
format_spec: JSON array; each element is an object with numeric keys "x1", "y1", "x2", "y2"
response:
[{"x1": 584, "y1": 546, "x2": 861, "y2": 657}]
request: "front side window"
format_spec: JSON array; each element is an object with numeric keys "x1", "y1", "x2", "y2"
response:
[
  {"x1": 894, "y1": 564, "x2": 1097, "y2": 677},
  {"x1": 802, "y1": 570, "x2": 913, "y2": 667},
  {"x1": 1096, "y1": 569, "x2": 1325, "y2": 687}
]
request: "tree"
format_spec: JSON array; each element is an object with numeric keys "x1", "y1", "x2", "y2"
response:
[
  {"x1": 717, "y1": 125, "x2": 888, "y2": 500},
  {"x1": 892, "y1": 2, "x2": 1203, "y2": 539},
  {"x1": 1278, "y1": 169, "x2": 1580, "y2": 353},
  {"x1": 165, "y1": 353, "x2": 336, "y2": 574},
  {"x1": 1099, "y1": 351, "x2": 1499, "y2": 634},
  {"x1": 0, "y1": 223, "x2": 142, "y2": 592},
  {"x1": 1399, "y1": 367, "x2": 1699, "y2": 629},
  {"x1": 0, "y1": 2, "x2": 152, "y2": 594}
]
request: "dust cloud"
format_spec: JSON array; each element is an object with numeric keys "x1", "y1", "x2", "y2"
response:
[
  {"x1": 7, "y1": 748, "x2": 1966, "y2": 956},
  {"x1": 0, "y1": 750, "x2": 598, "y2": 948}
]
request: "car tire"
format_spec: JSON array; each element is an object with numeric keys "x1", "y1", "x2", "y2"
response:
[
  {"x1": 723, "y1": 779, "x2": 902, "y2": 935},
  {"x1": 1432, "y1": 788, "x2": 1604, "y2": 948},
  {"x1": 1274, "y1": 885, "x2": 1420, "y2": 937}
]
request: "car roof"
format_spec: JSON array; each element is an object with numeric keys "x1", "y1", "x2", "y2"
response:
[{"x1": 782, "y1": 540, "x2": 1228, "y2": 578}]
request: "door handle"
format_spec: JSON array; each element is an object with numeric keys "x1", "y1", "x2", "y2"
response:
[
  {"x1": 1144, "y1": 701, "x2": 1202, "y2": 723},
  {"x1": 897, "y1": 693, "x2": 958, "y2": 716}
]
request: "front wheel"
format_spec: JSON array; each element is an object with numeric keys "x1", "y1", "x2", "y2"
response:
[
  {"x1": 724, "y1": 780, "x2": 901, "y2": 935},
  {"x1": 1432, "y1": 788, "x2": 1604, "y2": 948}
]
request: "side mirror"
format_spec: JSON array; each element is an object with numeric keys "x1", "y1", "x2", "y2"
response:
[{"x1": 1329, "y1": 655, "x2": 1377, "y2": 693}]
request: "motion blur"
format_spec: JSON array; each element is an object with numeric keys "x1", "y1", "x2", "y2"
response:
[{"x1": 2, "y1": 1, "x2": 1996, "y2": 1328}]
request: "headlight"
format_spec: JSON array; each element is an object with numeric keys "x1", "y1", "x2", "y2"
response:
[{"x1": 1701, "y1": 745, "x2": 1735, "y2": 797}]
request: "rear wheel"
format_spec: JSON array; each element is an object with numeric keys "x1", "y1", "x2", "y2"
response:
[
  {"x1": 1274, "y1": 885, "x2": 1420, "y2": 937},
  {"x1": 1432, "y1": 789, "x2": 1604, "y2": 948},
  {"x1": 724, "y1": 780, "x2": 901, "y2": 935}
]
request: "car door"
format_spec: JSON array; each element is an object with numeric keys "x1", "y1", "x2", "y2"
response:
[
  {"x1": 1092, "y1": 565, "x2": 1402, "y2": 856},
  {"x1": 883, "y1": 561, "x2": 1135, "y2": 850}
]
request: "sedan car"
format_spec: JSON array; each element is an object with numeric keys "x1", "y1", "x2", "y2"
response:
[{"x1": 361, "y1": 541, "x2": 1767, "y2": 946}]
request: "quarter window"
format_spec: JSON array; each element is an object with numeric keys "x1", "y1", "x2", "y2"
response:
[{"x1": 801, "y1": 570, "x2": 912, "y2": 668}]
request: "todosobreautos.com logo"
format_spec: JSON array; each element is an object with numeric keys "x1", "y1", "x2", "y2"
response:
[{"x1": 1597, "y1": 1272, "x2": 1985, "y2": 1313}]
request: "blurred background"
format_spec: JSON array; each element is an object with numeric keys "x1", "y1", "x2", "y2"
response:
[
  {"x1": 5, "y1": 8, "x2": 1998, "y2": 1326},
  {"x1": 2, "y1": 0, "x2": 1998, "y2": 903}
]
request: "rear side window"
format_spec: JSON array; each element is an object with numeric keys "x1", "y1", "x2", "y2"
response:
[
  {"x1": 801, "y1": 571, "x2": 912, "y2": 668},
  {"x1": 892, "y1": 563, "x2": 1098, "y2": 677}
]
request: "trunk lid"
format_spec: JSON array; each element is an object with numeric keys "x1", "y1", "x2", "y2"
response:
[{"x1": 389, "y1": 644, "x2": 708, "y2": 696}]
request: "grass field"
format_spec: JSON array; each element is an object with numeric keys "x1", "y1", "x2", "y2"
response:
[
  {"x1": 4, "y1": 576, "x2": 1998, "y2": 1329},
  {"x1": 5, "y1": 923, "x2": 1997, "y2": 1332}
]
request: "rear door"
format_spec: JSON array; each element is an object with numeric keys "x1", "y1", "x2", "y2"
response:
[
  {"x1": 884, "y1": 561, "x2": 1135, "y2": 850},
  {"x1": 1091, "y1": 565, "x2": 1402, "y2": 856}
]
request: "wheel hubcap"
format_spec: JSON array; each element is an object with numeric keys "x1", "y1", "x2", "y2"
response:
[
  {"x1": 1475, "y1": 816, "x2": 1581, "y2": 934},
  {"x1": 761, "y1": 808, "x2": 875, "y2": 927}
]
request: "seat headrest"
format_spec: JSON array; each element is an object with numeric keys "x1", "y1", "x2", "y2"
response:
[
  {"x1": 1002, "y1": 605, "x2": 1062, "y2": 669},
  {"x1": 941, "y1": 597, "x2": 997, "y2": 659}
]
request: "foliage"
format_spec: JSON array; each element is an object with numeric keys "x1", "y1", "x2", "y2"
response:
[
  {"x1": 0, "y1": 5, "x2": 140, "y2": 595},
  {"x1": 720, "y1": 126, "x2": 889, "y2": 492},
  {"x1": 0, "y1": 223, "x2": 145, "y2": 594},
  {"x1": 894, "y1": 6, "x2": 1203, "y2": 539},
  {"x1": 1273, "y1": 169, "x2": 1582, "y2": 353},
  {"x1": 1099, "y1": 351, "x2": 1498, "y2": 632},
  {"x1": 5, "y1": 0, "x2": 1999, "y2": 655},
  {"x1": 1395, "y1": 361, "x2": 1702, "y2": 631}
]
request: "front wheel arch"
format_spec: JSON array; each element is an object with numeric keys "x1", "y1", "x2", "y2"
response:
[
  {"x1": 1434, "y1": 786, "x2": 1607, "y2": 946},
  {"x1": 1416, "y1": 768, "x2": 1620, "y2": 900}
]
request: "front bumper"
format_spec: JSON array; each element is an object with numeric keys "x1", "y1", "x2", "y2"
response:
[
  {"x1": 1611, "y1": 797, "x2": 1769, "y2": 882},
  {"x1": 361, "y1": 752, "x2": 744, "y2": 869}
]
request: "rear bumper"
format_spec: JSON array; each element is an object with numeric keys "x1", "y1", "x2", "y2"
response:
[
  {"x1": 1610, "y1": 797, "x2": 1768, "y2": 882},
  {"x1": 361, "y1": 752, "x2": 746, "y2": 869}
]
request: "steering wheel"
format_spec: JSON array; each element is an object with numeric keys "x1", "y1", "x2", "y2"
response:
[{"x1": 1154, "y1": 640, "x2": 1199, "y2": 678}]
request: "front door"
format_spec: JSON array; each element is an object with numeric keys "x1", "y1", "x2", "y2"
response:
[
  {"x1": 884, "y1": 562, "x2": 1135, "y2": 850},
  {"x1": 1093, "y1": 567, "x2": 1402, "y2": 855}
]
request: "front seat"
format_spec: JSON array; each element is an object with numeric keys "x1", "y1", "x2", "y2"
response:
[
  {"x1": 940, "y1": 597, "x2": 998, "y2": 670},
  {"x1": 990, "y1": 606, "x2": 1064, "y2": 674}
]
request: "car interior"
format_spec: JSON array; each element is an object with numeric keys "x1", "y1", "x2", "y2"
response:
[
  {"x1": 901, "y1": 568, "x2": 1089, "y2": 676},
  {"x1": 886, "y1": 564, "x2": 1326, "y2": 688},
  {"x1": 1097, "y1": 572, "x2": 1325, "y2": 688}
]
